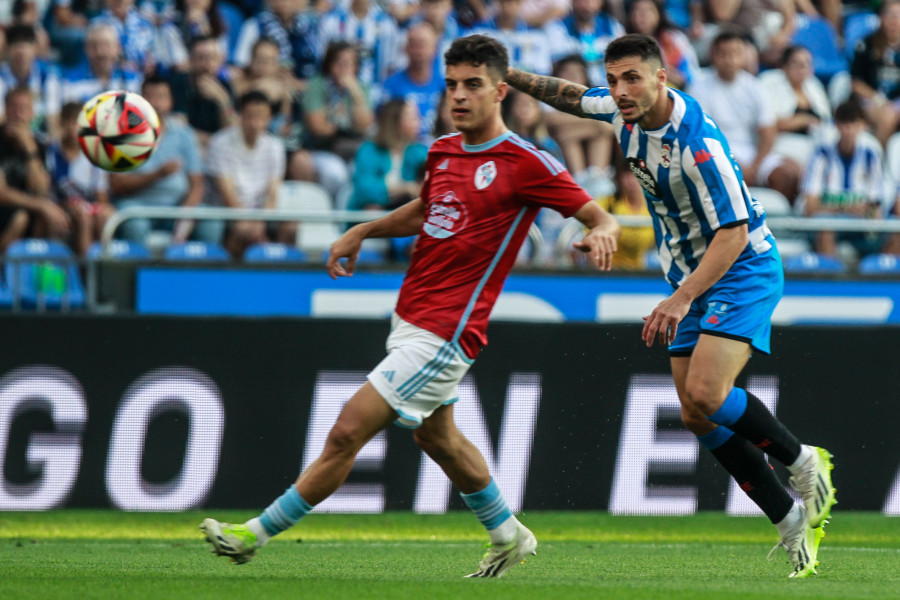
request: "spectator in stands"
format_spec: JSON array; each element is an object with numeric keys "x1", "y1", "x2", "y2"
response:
[
  {"x1": 89, "y1": 0, "x2": 157, "y2": 74},
  {"x1": 1, "y1": 1, "x2": 52, "y2": 59},
  {"x1": 319, "y1": 0, "x2": 401, "y2": 88},
  {"x1": 467, "y1": 0, "x2": 567, "y2": 76},
  {"x1": 301, "y1": 41, "x2": 373, "y2": 196},
  {"x1": 404, "y1": 0, "x2": 463, "y2": 72},
  {"x1": 155, "y1": 0, "x2": 230, "y2": 73},
  {"x1": 760, "y1": 44, "x2": 832, "y2": 138},
  {"x1": 560, "y1": 0, "x2": 625, "y2": 84},
  {"x1": 520, "y1": 0, "x2": 570, "y2": 27},
  {"x1": 348, "y1": 99, "x2": 427, "y2": 212},
  {"x1": 231, "y1": 37, "x2": 303, "y2": 152},
  {"x1": 692, "y1": 0, "x2": 796, "y2": 69},
  {"x1": 802, "y1": 99, "x2": 887, "y2": 259},
  {"x1": 431, "y1": 90, "x2": 456, "y2": 138},
  {"x1": 169, "y1": 35, "x2": 236, "y2": 148},
  {"x1": 46, "y1": 101, "x2": 113, "y2": 256},
  {"x1": 207, "y1": 90, "x2": 290, "y2": 258},
  {"x1": 689, "y1": 30, "x2": 801, "y2": 202},
  {"x1": 234, "y1": 0, "x2": 322, "y2": 83},
  {"x1": 851, "y1": 0, "x2": 900, "y2": 146},
  {"x1": 597, "y1": 160, "x2": 655, "y2": 270},
  {"x1": 384, "y1": 0, "x2": 420, "y2": 27},
  {"x1": 381, "y1": 22, "x2": 445, "y2": 142},
  {"x1": 60, "y1": 22, "x2": 142, "y2": 104},
  {"x1": 544, "y1": 54, "x2": 614, "y2": 193},
  {"x1": 502, "y1": 89, "x2": 564, "y2": 162},
  {"x1": 109, "y1": 76, "x2": 223, "y2": 248},
  {"x1": 0, "y1": 87, "x2": 70, "y2": 248},
  {"x1": 0, "y1": 25, "x2": 62, "y2": 139},
  {"x1": 626, "y1": 0, "x2": 698, "y2": 89},
  {"x1": 47, "y1": 0, "x2": 104, "y2": 68}
]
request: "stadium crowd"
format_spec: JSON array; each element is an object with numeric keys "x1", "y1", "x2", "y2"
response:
[{"x1": 0, "y1": 0, "x2": 898, "y2": 267}]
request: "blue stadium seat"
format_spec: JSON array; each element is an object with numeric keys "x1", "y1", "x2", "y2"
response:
[
  {"x1": 87, "y1": 240, "x2": 151, "y2": 260},
  {"x1": 791, "y1": 15, "x2": 847, "y2": 83},
  {"x1": 322, "y1": 248, "x2": 386, "y2": 265},
  {"x1": 783, "y1": 251, "x2": 847, "y2": 274},
  {"x1": 243, "y1": 242, "x2": 308, "y2": 263},
  {"x1": 644, "y1": 250, "x2": 661, "y2": 271},
  {"x1": 858, "y1": 253, "x2": 900, "y2": 274},
  {"x1": 5, "y1": 239, "x2": 86, "y2": 309},
  {"x1": 844, "y1": 11, "x2": 880, "y2": 60},
  {"x1": 164, "y1": 241, "x2": 230, "y2": 262}
]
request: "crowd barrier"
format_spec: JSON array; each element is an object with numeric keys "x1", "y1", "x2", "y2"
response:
[{"x1": 1, "y1": 316, "x2": 897, "y2": 514}]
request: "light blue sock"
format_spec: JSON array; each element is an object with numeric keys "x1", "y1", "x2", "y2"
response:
[
  {"x1": 258, "y1": 485, "x2": 313, "y2": 537},
  {"x1": 460, "y1": 478, "x2": 513, "y2": 531},
  {"x1": 707, "y1": 388, "x2": 748, "y2": 427}
]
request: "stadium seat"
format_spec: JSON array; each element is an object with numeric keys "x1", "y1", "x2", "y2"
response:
[
  {"x1": 783, "y1": 251, "x2": 847, "y2": 274},
  {"x1": 886, "y1": 132, "x2": 900, "y2": 184},
  {"x1": 790, "y1": 15, "x2": 847, "y2": 83},
  {"x1": 278, "y1": 181, "x2": 343, "y2": 255},
  {"x1": 87, "y1": 240, "x2": 151, "y2": 260},
  {"x1": 859, "y1": 253, "x2": 900, "y2": 274},
  {"x1": 243, "y1": 242, "x2": 308, "y2": 263},
  {"x1": 843, "y1": 11, "x2": 880, "y2": 60},
  {"x1": 4, "y1": 238, "x2": 86, "y2": 309},
  {"x1": 772, "y1": 134, "x2": 817, "y2": 172},
  {"x1": 644, "y1": 250, "x2": 661, "y2": 271},
  {"x1": 163, "y1": 241, "x2": 230, "y2": 262},
  {"x1": 749, "y1": 187, "x2": 793, "y2": 217}
]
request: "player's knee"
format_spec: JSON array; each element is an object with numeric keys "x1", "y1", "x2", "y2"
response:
[
  {"x1": 684, "y1": 379, "x2": 727, "y2": 416},
  {"x1": 324, "y1": 420, "x2": 367, "y2": 457},
  {"x1": 680, "y1": 404, "x2": 712, "y2": 434},
  {"x1": 413, "y1": 428, "x2": 452, "y2": 459}
]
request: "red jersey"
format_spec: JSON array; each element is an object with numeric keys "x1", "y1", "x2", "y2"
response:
[{"x1": 395, "y1": 131, "x2": 592, "y2": 358}]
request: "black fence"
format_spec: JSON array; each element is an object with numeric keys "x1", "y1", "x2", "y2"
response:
[{"x1": 1, "y1": 315, "x2": 897, "y2": 514}]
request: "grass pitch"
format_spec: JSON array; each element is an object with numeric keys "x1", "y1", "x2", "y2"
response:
[{"x1": 1, "y1": 511, "x2": 898, "y2": 600}]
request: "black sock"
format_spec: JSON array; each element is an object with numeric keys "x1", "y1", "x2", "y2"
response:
[
  {"x1": 709, "y1": 434, "x2": 794, "y2": 523},
  {"x1": 709, "y1": 388, "x2": 802, "y2": 466}
]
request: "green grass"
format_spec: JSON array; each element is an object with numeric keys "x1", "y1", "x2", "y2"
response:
[{"x1": 1, "y1": 511, "x2": 898, "y2": 599}]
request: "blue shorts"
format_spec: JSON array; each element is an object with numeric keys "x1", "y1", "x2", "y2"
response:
[{"x1": 668, "y1": 246, "x2": 784, "y2": 356}]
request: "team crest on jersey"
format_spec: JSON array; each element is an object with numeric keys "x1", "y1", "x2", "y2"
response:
[
  {"x1": 626, "y1": 156, "x2": 662, "y2": 198},
  {"x1": 424, "y1": 191, "x2": 468, "y2": 239},
  {"x1": 474, "y1": 161, "x2": 497, "y2": 190},
  {"x1": 660, "y1": 144, "x2": 672, "y2": 168}
]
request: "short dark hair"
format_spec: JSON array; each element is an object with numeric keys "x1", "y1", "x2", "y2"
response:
[
  {"x1": 60, "y1": 101, "x2": 83, "y2": 123},
  {"x1": 141, "y1": 74, "x2": 170, "y2": 94},
  {"x1": 5, "y1": 24, "x2": 37, "y2": 46},
  {"x1": 781, "y1": 44, "x2": 809, "y2": 66},
  {"x1": 444, "y1": 34, "x2": 509, "y2": 81},
  {"x1": 711, "y1": 28, "x2": 748, "y2": 51},
  {"x1": 4, "y1": 85, "x2": 32, "y2": 106},
  {"x1": 189, "y1": 34, "x2": 219, "y2": 53},
  {"x1": 834, "y1": 99, "x2": 866, "y2": 124},
  {"x1": 321, "y1": 41, "x2": 358, "y2": 76},
  {"x1": 604, "y1": 33, "x2": 663, "y2": 67},
  {"x1": 238, "y1": 90, "x2": 270, "y2": 111}
]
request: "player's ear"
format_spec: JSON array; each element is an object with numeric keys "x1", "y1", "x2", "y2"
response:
[
  {"x1": 657, "y1": 65, "x2": 668, "y2": 90},
  {"x1": 496, "y1": 80, "x2": 509, "y2": 102}
]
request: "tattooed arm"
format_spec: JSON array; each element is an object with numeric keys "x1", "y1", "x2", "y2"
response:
[{"x1": 506, "y1": 67, "x2": 590, "y2": 117}]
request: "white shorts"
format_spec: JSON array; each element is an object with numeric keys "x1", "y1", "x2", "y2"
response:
[{"x1": 367, "y1": 314, "x2": 474, "y2": 429}]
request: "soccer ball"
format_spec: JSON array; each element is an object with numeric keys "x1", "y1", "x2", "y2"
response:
[{"x1": 77, "y1": 90, "x2": 161, "y2": 172}]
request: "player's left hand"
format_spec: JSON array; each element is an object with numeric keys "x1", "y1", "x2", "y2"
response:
[
  {"x1": 642, "y1": 292, "x2": 692, "y2": 348},
  {"x1": 573, "y1": 231, "x2": 617, "y2": 271},
  {"x1": 326, "y1": 228, "x2": 364, "y2": 279}
]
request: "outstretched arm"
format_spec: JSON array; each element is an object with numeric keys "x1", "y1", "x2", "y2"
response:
[{"x1": 506, "y1": 67, "x2": 589, "y2": 117}]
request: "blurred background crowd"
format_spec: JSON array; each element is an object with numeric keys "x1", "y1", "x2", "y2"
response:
[{"x1": 0, "y1": 0, "x2": 898, "y2": 269}]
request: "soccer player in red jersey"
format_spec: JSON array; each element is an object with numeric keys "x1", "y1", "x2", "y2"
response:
[{"x1": 201, "y1": 35, "x2": 620, "y2": 577}]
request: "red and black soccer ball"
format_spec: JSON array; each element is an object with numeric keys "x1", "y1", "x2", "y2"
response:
[{"x1": 77, "y1": 90, "x2": 161, "y2": 172}]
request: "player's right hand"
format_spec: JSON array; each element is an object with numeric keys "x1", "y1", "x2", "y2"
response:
[{"x1": 326, "y1": 230, "x2": 364, "y2": 279}]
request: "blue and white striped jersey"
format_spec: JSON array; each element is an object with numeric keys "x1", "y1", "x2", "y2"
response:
[{"x1": 581, "y1": 86, "x2": 773, "y2": 288}]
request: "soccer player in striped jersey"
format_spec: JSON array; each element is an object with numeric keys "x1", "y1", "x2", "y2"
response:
[
  {"x1": 201, "y1": 34, "x2": 621, "y2": 578},
  {"x1": 507, "y1": 33, "x2": 837, "y2": 579}
]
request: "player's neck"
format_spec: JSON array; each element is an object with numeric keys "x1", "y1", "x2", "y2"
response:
[
  {"x1": 638, "y1": 92, "x2": 674, "y2": 131},
  {"x1": 461, "y1": 121, "x2": 508, "y2": 146}
]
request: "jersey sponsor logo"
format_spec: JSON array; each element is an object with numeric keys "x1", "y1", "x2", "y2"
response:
[
  {"x1": 626, "y1": 157, "x2": 662, "y2": 198},
  {"x1": 660, "y1": 144, "x2": 672, "y2": 168},
  {"x1": 693, "y1": 149, "x2": 713, "y2": 165},
  {"x1": 474, "y1": 161, "x2": 497, "y2": 190},
  {"x1": 423, "y1": 191, "x2": 468, "y2": 239}
]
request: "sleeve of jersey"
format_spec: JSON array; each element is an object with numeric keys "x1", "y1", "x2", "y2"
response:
[
  {"x1": 517, "y1": 150, "x2": 593, "y2": 217},
  {"x1": 681, "y1": 136, "x2": 749, "y2": 229},
  {"x1": 580, "y1": 87, "x2": 618, "y2": 123}
]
